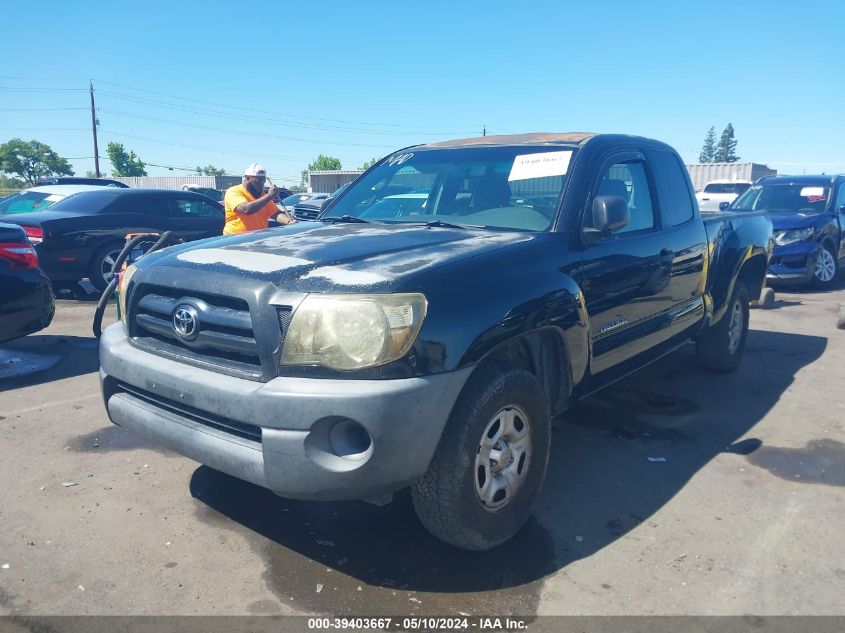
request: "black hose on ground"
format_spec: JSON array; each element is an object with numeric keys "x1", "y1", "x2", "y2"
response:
[{"x1": 92, "y1": 231, "x2": 178, "y2": 339}]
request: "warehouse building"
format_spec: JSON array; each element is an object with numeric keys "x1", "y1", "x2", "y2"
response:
[{"x1": 685, "y1": 163, "x2": 777, "y2": 192}]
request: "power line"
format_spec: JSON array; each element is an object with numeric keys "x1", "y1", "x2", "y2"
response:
[
  {"x1": 0, "y1": 87, "x2": 87, "y2": 92},
  {"x1": 95, "y1": 89, "x2": 478, "y2": 136},
  {"x1": 91, "y1": 78, "x2": 479, "y2": 129},
  {"x1": 0, "y1": 128, "x2": 89, "y2": 132},
  {"x1": 0, "y1": 107, "x2": 88, "y2": 112},
  {"x1": 97, "y1": 108, "x2": 399, "y2": 148},
  {"x1": 97, "y1": 129, "x2": 314, "y2": 163}
]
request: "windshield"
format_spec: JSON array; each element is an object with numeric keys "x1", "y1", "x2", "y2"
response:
[
  {"x1": 323, "y1": 146, "x2": 575, "y2": 231},
  {"x1": 0, "y1": 191, "x2": 64, "y2": 214},
  {"x1": 45, "y1": 190, "x2": 121, "y2": 213},
  {"x1": 732, "y1": 183, "x2": 831, "y2": 213}
]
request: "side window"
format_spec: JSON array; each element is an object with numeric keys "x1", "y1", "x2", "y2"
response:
[
  {"x1": 650, "y1": 150, "x2": 695, "y2": 226},
  {"x1": 171, "y1": 198, "x2": 223, "y2": 217},
  {"x1": 836, "y1": 182, "x2": 845, "y2": 211},
  {"x1": 594, "y1": 160, "x2": 656, "y2": 235}
]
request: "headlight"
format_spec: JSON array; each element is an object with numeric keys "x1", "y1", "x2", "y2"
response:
[
  {"x1": 281, "y1": 293, "x2": 427, "y2": 370},
  {"x1": 117, "y1": 264, "x2": 138, "y2": 323},
  {"x1": 774, "y1": 227, "x2": 814, "y2": 246}
]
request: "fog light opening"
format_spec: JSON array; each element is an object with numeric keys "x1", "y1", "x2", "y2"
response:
[{"x1": 328, "y1": 419, "x2": 372, "y2": 461}]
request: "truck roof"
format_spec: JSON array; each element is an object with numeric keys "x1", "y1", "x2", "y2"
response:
[
  {"x1": 420, "y1": 132, "x2": 598, "y2": 149},
  {"x1": 416, "y1": 132, "x2": 680, "y2": 155}
]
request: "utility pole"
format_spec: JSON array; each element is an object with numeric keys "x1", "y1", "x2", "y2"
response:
[
  {"x1": 482, "y1": 124, "x2": 486, "y2": 137},
  {"x1": 89, "y1": 81, "x2": 101, "y2": 178}
]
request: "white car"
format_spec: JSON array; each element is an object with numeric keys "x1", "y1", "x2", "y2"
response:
[
  {"x1": 695, "y1": 180, "x2": 752, "y2": 212},
  {"x1": 0, "y1": 185, "x2": 108, "y2": 215}
]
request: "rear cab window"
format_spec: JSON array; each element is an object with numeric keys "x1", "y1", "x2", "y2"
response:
[{"x1": 650, "y1": 150, "x2": 696, "y2": 226}]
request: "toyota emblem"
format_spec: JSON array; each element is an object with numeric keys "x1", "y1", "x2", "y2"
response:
[{"x1": 172, "y1": 305, "x2": 199, "y2": 340}]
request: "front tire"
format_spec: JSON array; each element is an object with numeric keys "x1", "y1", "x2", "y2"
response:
[
  {"x1": 812, "y1": 243, "x2": 838, "y2": 288},
  {"x1": 411, "y1": 365, "x2": 551, "y2": 550},
  {"x1": 696, "y1": 282, "x2": 750, "y2": 373}
]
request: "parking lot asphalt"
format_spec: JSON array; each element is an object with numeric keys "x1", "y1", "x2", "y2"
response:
[{"x1": 0, "y1": 285, "x2": 843, "y2": 616}]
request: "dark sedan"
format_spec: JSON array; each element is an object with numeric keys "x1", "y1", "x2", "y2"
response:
[
  {"x1": 726, "y1": 175, "x2": 845, "y2": 287},
  {"x1": 36, "y1": 176, "x2": 128, "y2": 188},
  {"x1": 0, "y1": 189, "x2": 224, "y2": 291},
  {"x1": 0, "y1": 222, "x2": 55, "y2": 343}
]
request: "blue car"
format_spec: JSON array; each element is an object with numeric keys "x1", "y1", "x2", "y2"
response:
[{"x1": 725, "y1": 175, "x2": 845, "y2": 287}]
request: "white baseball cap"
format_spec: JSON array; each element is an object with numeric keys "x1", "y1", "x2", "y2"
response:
[{"x1": 244, "y1": 163, "x2": 267, "y2": 177}]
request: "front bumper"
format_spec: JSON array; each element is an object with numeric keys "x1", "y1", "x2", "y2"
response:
[
  {"x1": 766, "y1": 241, "x2": 821, "y2": 286},
  {"x1": 99, "y1": 323, "x2": 472, "y2": 500}
]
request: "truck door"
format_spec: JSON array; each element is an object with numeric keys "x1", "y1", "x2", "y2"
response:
[
  {"x1": 577, "y1": 151, "x2": 676, "y2": 375},
  {"x1": 648, "y1": 149, "x2": 708, "y2": 325}
]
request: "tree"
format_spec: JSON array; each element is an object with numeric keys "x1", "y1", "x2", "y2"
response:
[
  {"x1": 308, "y1": 155, "x2": 342, "y2": 172},
  {"x1": 106, "y1": 142, "x2": 147, "y2": 177},
  {"x1": 359, "y1": 157, "x2": 379, "y2": 170},
  {"x1": 85, "y1": 170, "x2": 97, "y2": 178},
  {"x1": 0, "y1": 138, "x2": 74, "y2": 185},
  {"x1": 195, "y1": 164, "x2": 226, "y2": 176},
  {"x1": 699, "y1": 127, "x2": 717, "y2": 163},
  {"x1": 714, "y1": 124, "x2": 739, "y2": 163},
  {"x1": 0, "y1": 174, "x2": 24, "y2": 189},
  {"x1": 302, "y1": 155, "x2": 342, "y2": 188}
]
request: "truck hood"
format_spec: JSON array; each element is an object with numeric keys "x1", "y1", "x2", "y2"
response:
[
  {"x1": 768, "y1": 210, "x2": 830, "y2": 230},
  {"x1": 144, "y1": 222, "x2": 534, "y2": 292}
]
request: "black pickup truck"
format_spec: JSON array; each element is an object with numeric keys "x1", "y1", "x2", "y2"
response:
[{"x1": 99, "y1": 133, "x2": 772, "y2": 550}]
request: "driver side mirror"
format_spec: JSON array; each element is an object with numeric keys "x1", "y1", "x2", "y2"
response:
[
  {"x1": 582, "y1": 195, "x2": 629, "y2": 245},
  {"x1": 719, "y1": 201, "x2": 730, "y2": 211}
]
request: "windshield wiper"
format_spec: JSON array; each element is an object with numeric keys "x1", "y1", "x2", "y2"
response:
[
  {"x1": 321, "y1": 215, "x2": 371, "y2": 224},
  {"x1": 421, "y1": 219, "x2": 477, "y2": 229}
]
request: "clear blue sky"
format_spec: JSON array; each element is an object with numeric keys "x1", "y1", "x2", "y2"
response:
[{"x1": 2, "y1": 0, "x2": 843, "y2": 186}]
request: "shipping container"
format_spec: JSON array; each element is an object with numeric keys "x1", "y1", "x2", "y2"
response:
[
  {"x1": 308, "y1": 170, "x2": 364, "y2": 193},
  {"x1": 686, "y1": 163, "x2": 777, "y2": 192}
]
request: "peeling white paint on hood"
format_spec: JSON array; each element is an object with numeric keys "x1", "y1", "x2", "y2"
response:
[
  {"x1": 301, "y1": 266, "x2": 389, "y2": 285},
  {"x1": 177, "y1": 248, "x2": 311, "y2": 273}
]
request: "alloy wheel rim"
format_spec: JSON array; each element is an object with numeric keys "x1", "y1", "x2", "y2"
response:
[
  {"x1": 474, "y1": 404, "x2": 532, "y2": 512},
  {"x1": 815, "y1": 249, "x2": 835, "y2": 282},
  {"x1": 101, "y1": 249, "x2": 122, "y2": 283}
]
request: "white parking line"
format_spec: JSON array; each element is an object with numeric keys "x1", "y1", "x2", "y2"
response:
[{"x1": 3, "y1": 393, "x2": 100, "y2": 417}]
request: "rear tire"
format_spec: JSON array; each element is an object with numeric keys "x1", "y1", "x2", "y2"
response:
[
  {"x1": 88, "y1": 242, "x2": 124, "y2": 292},
  {"x1": 696, "y1": 282, "x2": 750, "y2": 373},
  {"x1": 411, "y1": 365, "x2": 551, "y2": 550}
]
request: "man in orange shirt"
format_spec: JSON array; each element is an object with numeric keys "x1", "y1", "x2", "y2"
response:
[{"x1": 223, "y1": 163, "x2": 296, "y2": 235}]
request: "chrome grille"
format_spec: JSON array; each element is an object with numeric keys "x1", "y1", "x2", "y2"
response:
[
  {"x1": 131, "y1": 286, "x2": 261, "y2": 378},
  {"x1": 293, "y1": 205, "x2": 321, "y2": 221}
]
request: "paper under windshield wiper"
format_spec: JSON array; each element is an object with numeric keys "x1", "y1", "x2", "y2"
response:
[{"x1": 321, "y1": 215, "x2": 371, "y2": 224}]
